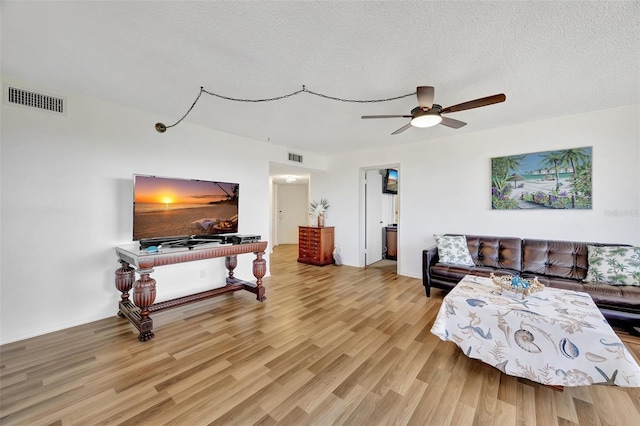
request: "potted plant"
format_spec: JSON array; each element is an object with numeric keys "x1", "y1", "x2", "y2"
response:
[{"x1": 309, "y1": 198, "x2": 330, "y2": 227}]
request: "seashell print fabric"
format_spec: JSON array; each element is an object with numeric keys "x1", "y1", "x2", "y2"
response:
[{"x1": 430, "y1": 275, "x2": 640, "y2": 387}]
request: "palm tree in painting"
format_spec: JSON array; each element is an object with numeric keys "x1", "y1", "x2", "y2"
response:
[
  {"x1": 538, "y1": 151, "x2": 564, "y2": 191},
  {"x1": 558, "y1": 148, "x2": 590, "y2": 176},
  {"x1": 558, "y1": 148, "x2": 591, "y2": 207},
  {"x1": 504, "y1": 155, "x2": 525, "y2": 179}
]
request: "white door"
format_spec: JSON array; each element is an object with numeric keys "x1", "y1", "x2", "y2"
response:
[
  {"x1": 278, "y1": 184, "x2": 308, "y2": 244},
  {"x1": 365, "y1": 170, "x2": 383, "y2": 265}
]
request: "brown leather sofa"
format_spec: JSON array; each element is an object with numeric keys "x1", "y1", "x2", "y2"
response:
[{"x1": 422, "y1": 234, "x2": 640, "y2": 334}]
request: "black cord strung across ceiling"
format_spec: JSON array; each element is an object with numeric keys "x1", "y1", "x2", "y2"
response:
[{"x1": 155, "y1": 85, "x2": 417, "y2": 133}]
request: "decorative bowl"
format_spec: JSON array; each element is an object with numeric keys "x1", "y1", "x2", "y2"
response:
[{"x1": 490, "y1": 273, "x2": 545, "y2": 299}]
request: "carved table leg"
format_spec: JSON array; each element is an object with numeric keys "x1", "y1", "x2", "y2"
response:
[
  {"x1": 253, "y1": 251, "x2": 267, "y2": 301},
  {"x1": 115, "y1": 260, "x2": 135, "y2": 317},
  {"x1": 225, "y1": 255, "x2": 237, "y2": 279},
  {"x1": 133, "y1": 268, "x2": 156, "y2": 341}
]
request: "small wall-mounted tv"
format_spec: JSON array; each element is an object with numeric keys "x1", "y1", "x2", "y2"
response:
[
  {"x1": 133, "y1": 174, "x2": 239, "y2": 240},
  {"x1": 383, "y1": 169, "x2": 398, "y2": 194}
]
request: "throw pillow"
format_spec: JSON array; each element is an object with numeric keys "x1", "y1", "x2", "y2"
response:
[
  {"x1": 434, "y1": 235, "x2": 475, "y2": 266},
  {"x1": 584, "y1": 245, "x2": 640, "y2": 286}
]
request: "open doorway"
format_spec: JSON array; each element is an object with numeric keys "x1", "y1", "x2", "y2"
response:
[
  {"x1": 269, "y1": 162, "x2": 311, "y2": 250},
  {"x1": 276, "y1": 184, "x2": 308, "y2": 244},
  {"x1": 360, "y1": 165, "x2": 399, "y2": 273}
]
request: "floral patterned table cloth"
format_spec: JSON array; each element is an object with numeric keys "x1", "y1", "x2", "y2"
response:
[{"x1": 430, "y1": 275, "x2": 640, "y2": 387}]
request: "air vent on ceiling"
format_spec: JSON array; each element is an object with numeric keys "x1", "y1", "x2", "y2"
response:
[
  {"x1": 288, "y1": 153, "x2": 303, "y2": 163},
  {"x1": 5, "y1": 85, "x2": 65, "y2": 114}
]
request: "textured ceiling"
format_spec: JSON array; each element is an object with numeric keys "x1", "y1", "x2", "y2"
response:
[{"x1": 2, "y1": 1, "x2": 639, "y2": 157}]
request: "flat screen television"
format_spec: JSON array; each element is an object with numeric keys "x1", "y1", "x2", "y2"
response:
[
  {"x1": 133, "y1": 174, "x2": 239, "y2": 241},
  {"x1": 383, "y1": 169, "x2": 398, "y2": 194}
]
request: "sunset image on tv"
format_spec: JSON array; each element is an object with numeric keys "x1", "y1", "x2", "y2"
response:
[{"x1": 133, "y1": 175, "x2": 239, "y2": 240}]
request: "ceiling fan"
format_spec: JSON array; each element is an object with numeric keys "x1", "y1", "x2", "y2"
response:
[{"x1": 362, "y1": 86, "x2": 506, "y2": 135}]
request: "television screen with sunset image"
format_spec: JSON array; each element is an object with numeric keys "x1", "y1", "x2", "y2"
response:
[{"x1": 133, "y1": 175, "x2": 239, "y2": 240}]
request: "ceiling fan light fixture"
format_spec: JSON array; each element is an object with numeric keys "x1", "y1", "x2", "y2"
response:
[
  {"x1": 411, "y1": 111, "x2": 442, "y2": 128},
  {"x1": 362, "y1": 89, "x2": 504, "y2": 134}
]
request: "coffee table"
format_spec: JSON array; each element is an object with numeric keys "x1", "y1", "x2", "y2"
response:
[{"x1": 431, "y1": 275, "x2": 640, "y2": 387}]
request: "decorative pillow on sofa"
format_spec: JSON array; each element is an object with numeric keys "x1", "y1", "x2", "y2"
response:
[
  {"x1": 584, "y1": 245, "x2": 640, "y2": 286},
  {"x1": 434, "y1": 235, "x2": 475, "y2": 266}
]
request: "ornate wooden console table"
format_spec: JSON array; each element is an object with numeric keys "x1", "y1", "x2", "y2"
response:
[{"x1": 114, "y1": 241, "x2": 268, "y2": 341}]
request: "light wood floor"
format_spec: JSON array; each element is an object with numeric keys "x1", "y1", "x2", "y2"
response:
[{"x1": 2, "y1": 244, "x2": 639, "y2": 425}]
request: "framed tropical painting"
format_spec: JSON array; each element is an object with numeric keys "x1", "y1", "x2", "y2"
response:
[{"x1": 491, "y1": 147, "x2": 592, "y2": 210}]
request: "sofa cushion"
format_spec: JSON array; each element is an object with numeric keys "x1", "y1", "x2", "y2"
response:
[
  {"x1": 464, "y1": 235, "x2": 522, "y2": 271},
  {"x1": 584, "y1": 245, "x2": 640, "y2": 286},
  {"x1": 434, "y1": 235, "x2": 474, "y2": 266},
  {"x1": 524, "y1": 274, "x2": 640, "y2": 312},
  {"x1": 431, "y1": 263, "x2": 520, "y2": 283},
  {"x1": 522, "y1": 239, "x2": 589, "y2": 280}
]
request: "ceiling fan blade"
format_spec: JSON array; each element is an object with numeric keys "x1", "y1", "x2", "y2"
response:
[
  {"x1": 361, "y1": 115, "x2": 411, "y2": 119},
  {"x1": 440, "y1": 116, "x2": 467, "y2": 129},
  {"x1": 441, "y1": 93, "x2": 506, "y2": 114},
  {"x1": 391, "y1": 122, "x2": 413, "y2": 135},
  {"x1": 417, "y1": 86, "x2": 434, "y2": 109}
]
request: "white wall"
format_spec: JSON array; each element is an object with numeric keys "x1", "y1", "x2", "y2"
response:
[
  {"x1": 0, "y1": 76, "x2": 327, "y2": 344},
  {"x1": 314, "y1": 105, "x2": 640, "y2": 278}
]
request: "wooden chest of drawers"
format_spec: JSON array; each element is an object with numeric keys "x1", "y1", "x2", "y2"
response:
[
  {"x1": 384, "y1": 227, "x2": 397, "y2": 260},
  {"x1": 298, "y1": 226, "x2": 335, "y2": 266}
]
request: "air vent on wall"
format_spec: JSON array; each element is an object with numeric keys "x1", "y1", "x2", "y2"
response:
[
  {"x1": 4, "y1": 85, "x2": 65, "y2": 114},
  {"x1": 288, "y1": 153, "x2": 303, "y2": 163}
]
